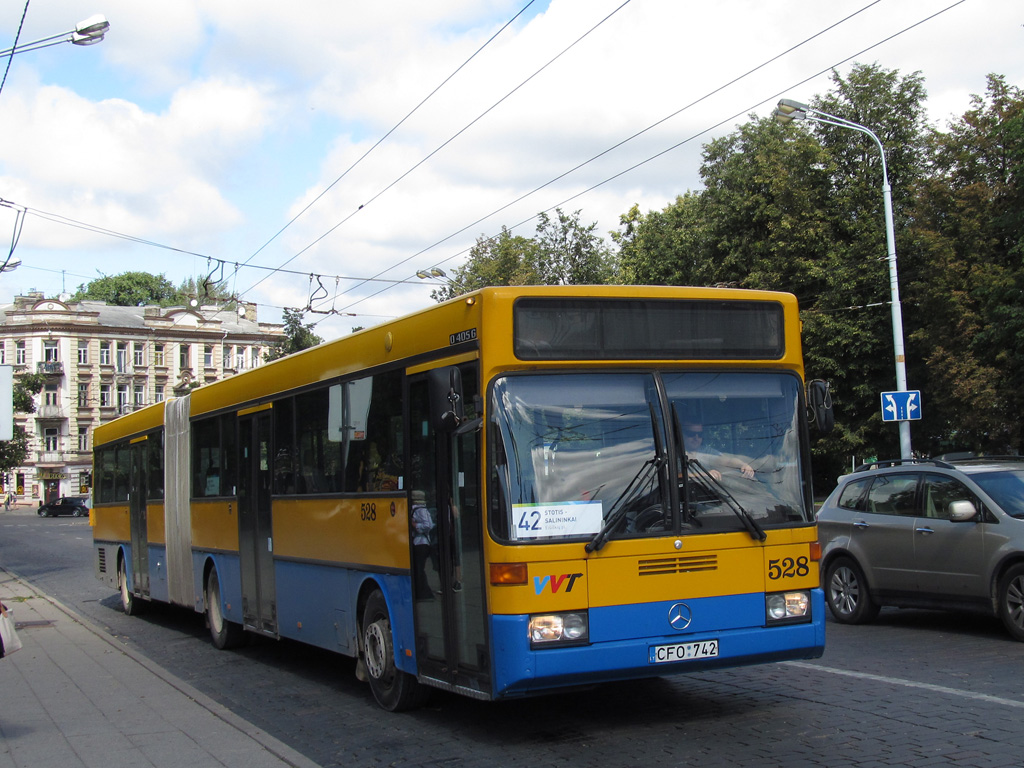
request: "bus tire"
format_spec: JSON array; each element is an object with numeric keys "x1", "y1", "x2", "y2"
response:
[
  {"x1": 361, "y1": 589, "x2": 425, "y2": 711},
  {"x1": 118, "y1": 555, "x2": 144, "y2": 616},
  {"x1": 824, "y1": 556, "x2": 879, "y2": 624},
  {"x1": 206, "y1": 568, "x2": 245, "y2": 650}
]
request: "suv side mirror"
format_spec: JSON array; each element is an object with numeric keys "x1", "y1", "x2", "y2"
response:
[
  {"x1": 807, "y1": 379, "x2": 834, "y2": 435},
  {"x1": 949, "y1": 500, "x2": 978, "y2": 522}
]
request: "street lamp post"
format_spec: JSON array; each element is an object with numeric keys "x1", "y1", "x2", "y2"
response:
[
  {"x1": 774, "y1": 98, "x2": 913, "y2": 459},
  {"x1": 0, "y1": 15, "x2": 110, "y2": 58}
]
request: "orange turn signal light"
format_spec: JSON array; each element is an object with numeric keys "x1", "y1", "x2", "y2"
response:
[
  {"x1": 490, "y1": 562, "x2": 528, "y2": 585},
  {"x1": 809, "y1": 541, "x2": 822, "y2": 561}
]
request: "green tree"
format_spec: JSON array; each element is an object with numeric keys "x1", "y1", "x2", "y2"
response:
[
  {"x1": 532, "y1": 209, "x2": 616, "y2": 285},
  {"x1": 71, "y1": 272, "x2": 182, "y2": 306},
  {"x1": 911, "y1": 74, "x2": 1024, "y2": 452},
  {"x1": 0, "y1": 373, "x2": 45, "y2": 476},
  {"x1": 434, "y1": 227, "x2": 539, "y2": 301},
  {"x1": 71, "y1": 271, "x2": 236, "y2": 308},
  {"x1": 435, "y1": 209, "x2": 616, "y2": 301},
  {"x1": 264, "y1": 309, "x2": 323, "y2": 361}
]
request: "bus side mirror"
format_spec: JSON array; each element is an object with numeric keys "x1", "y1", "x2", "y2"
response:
[
  {"x1": 808, "y1": 379, "x2": 834, "y2": 435},
  {"x1": 428, "y1": 366, "x2": 464, "y2": 433}
]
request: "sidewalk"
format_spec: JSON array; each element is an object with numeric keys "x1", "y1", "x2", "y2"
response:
[{"x1": 0, "y1": 568, "x2": 320, "y2": 768}]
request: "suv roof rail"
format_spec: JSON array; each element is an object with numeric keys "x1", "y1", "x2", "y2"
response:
[{"x1": 853, "y1": 458, "x2": 955, "y2": 472}]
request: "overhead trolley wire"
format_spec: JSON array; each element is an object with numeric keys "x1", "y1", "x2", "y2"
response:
[
  {"x1": 234, "y1": 0, "x2": 540, "y2": 298},
  {"x1": 237, "y1": 0, "x2": 636, "y2": 302},
  {"x1": 312, "y1": 0, "x2": 883, "y2": 311},
  {"x1": 324, "y1": 0, "x2": 967, "y2": 317}
]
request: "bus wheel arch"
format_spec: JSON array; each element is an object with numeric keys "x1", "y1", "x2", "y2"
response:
[
  {"x1": 204, "y1": 560, "x2": 245, "y2": 650},
  {"x1": 359, "y1": 586, "x2": 425, "y2": 711}
]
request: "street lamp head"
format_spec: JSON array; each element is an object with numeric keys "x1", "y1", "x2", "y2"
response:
[
  {"x1": 73, "y1": 15, "x2": 109, "y2": 46},
  {"x1": 76, "y1": 15, "x2": 110, "y2": 37},
  {"x1": 416, "y1": 267, "x2": 447, "y2": 280},
  {"x1": 773, "y1": 98, "x2": 810, "y2": 125}
]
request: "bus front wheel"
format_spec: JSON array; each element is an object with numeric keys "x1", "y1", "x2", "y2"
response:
[
  {"x1": 206, "y1": 568, "x2": 245, "y2": 650},
  {"x1": 361, "y1": 590, "x2": 425, "y2": 711}
]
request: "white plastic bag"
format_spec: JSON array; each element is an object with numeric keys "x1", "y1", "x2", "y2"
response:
[{"x1": 0, "y1": 602, "x2": 22, "y2": 656}]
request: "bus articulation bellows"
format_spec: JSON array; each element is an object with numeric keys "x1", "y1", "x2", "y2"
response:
[{"x1": 92, "y1": 285, "x2": 831, "y2": 711}]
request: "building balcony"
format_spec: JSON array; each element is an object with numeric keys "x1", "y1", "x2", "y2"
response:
[
  {"x1": 36, "y1": 405, "x2": 68, "y2": 420},
  {"x1": 37, "y1": 451, "x2": 67, "y2": 464},
  {"x1": 36, "y1": 361, "x2": 64, "y2": 376}
]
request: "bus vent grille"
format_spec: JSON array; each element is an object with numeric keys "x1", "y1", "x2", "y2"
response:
[
  {"x1": 638, "y1": 555, "x2": 717, "y2": 576},
  {"x1": 97, "y1": 548, "x2": 107, "y2": 574}
]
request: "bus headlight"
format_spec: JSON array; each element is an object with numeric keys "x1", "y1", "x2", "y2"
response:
[
  {"x1": 529, "y1": 611, "x2": 589, "y2": 647},
  {"x1": 765, "y1": 591, "x2": 811, "y2": 623}
]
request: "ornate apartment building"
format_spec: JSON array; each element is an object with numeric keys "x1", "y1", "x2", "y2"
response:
[{"x1": 0, "y1": 292, "x2": 285, "y2": 504}]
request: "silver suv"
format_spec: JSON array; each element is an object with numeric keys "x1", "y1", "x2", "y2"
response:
[{"x1": 817, "y1": 457, "x2": 1024, "y2": 640}]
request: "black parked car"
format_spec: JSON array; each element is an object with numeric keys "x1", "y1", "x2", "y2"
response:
[{"x1": 37, "y1": 496, "x2": 90, "y2": 518}]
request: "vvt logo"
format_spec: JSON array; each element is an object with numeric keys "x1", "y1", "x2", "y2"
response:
[{"x1": 533, "y1": 573, "x2": 583, "y2": 595}]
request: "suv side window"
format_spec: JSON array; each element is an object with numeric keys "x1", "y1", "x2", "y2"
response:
[
  {"x1": 837, "y1": 477, "x2": 871, "y2": 511},
  {"x1": 865, "y1": 473, "x2": 919, "y2": 516},
  {"x1": 922, "y1": 473, "x2": 977, "y2": 520}
]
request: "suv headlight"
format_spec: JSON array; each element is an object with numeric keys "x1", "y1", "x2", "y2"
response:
[
  {"x1": 529, "y1": 611, "x2": 589, "y2": 648},
  {"x1": 766, "y1": 590, "x2": 811, "y2": 624}
]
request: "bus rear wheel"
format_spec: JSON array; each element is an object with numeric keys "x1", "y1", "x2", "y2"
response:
[
  {"x1": 206, "y1": 568, "x2": 245, "y2": 650},
  {"x1": 361, "y1": 590, "x2": 425, "y2": 711}
]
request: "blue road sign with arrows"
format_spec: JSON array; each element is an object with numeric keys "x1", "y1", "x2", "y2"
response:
[{"x1": 880, "y1": 390, "x2": 922, "y2": 422}]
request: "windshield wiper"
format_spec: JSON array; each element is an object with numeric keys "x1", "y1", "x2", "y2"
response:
[
  {"x1": 585, "y1": 455, "x2": 661, "y2": 553},
  {"x1": 687, "y1": 457, "x2": 767, "y2": 542},
  {"x1": 586, "y1": 403, "x2": 665, "y2": 554}
]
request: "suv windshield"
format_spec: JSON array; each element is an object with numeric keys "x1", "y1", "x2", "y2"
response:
[
  {"x1": 489, "y1": 371, "x2": 809, "y2": 544},
  {"x1": 971, "y1": 469, "x2": 1024, "y2": 518}
]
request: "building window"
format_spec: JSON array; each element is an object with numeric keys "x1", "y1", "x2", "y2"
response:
[
  {"x1": 236, "y1": 346, "x2": 246, "y2": 370},
  {"x1": 133, "y1": 384, "x2": 144, "y2": 407},
  {"x1": 222, "y1": 345, "x2": 231, "y2": 369},
  {"x1": 252, "y1": 347, "x2": 260, "y2": 368},
  {"x1": 78, "y1": 340, "x2": 89, "y2": 365},
  {"x1": 117, "y1": 384, "x2": 129, "y2": 413},
  {"x1": 44, "y1": 384, "x2": 59, "y2": 407},
  {"x1": 133, "y1": 342, "x2": 144, "y2": 368},
  {"x1": 0, "y1": 345, "x2": 5, "y2": 365},
  {"x1": 155, "y1": 386, "x2": 165, "y2": 404},
  {"x1": 179, "y1": 344, "x2": 191, "y2": 370},
  {"x1": 43, "y1": 340, "x2": 59, "y2": 362},
  {"x1": 116, "y1": 342, "x2": 128, "y2": 373},
  {"x1": 204, "y1": 345, "x2": 214, "y2": 369},
  {"x1": 78, "y1": 427, "x2": 89, "y2": 452},
  {"x1": 44, "y1": 427, "x2": 59, "y2": 452},
  {"x1": 78, "y1": 382, "x2": 89, "y2": 408},
  {"x1": 15, "y1": 340, "x2": 25, "y2": 366},
  {"x1": 99, "y1": 342, "x2": 111, "y2": 366},
  {"x1": 100, "y1": 384, "x2": 111, "y2": 407},
  {"x1": 154, "y1": 344, "x2": 165, "y2": 367}
]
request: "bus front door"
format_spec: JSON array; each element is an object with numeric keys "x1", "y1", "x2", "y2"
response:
[
  {"x1": 409, "y1": 367, "x2": 490, "y2": 698},
  {"x1": 129, "y1": 439, "x2": 150, "y2": 597},
  {"x1": 238, "y1": 412, "x2": 278, "y2": 636}
]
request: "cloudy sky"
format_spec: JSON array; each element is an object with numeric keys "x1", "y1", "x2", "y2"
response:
[{"x1": 0, "y1": 0, "x2": 1020, "y2": 338}]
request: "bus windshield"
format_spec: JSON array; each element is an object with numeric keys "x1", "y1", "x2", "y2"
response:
[{"x1": 490, "y1": 371, "x2": 809, "y2": 544}]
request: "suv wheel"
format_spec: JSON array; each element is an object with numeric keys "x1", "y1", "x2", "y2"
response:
[
  {"x1": 824, "y1": 556, "x2": 880, "y2": 624},
  {"x1": 997, "y1": 563, "x2": 1024, "y2": 641}
]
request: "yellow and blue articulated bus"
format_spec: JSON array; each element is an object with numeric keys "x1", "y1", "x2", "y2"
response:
[{"x1": 92, "y1": 286, "x2": 830, "y2": 711}]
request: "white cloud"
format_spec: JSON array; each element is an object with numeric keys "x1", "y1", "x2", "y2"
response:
[{"x1": 1, "y1": 0, "x2": 1021, "y2": 331}]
